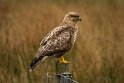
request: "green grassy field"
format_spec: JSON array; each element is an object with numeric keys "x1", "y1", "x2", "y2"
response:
[{"x1": 0, "y1": 0, "x2": 124, "y2": 83}]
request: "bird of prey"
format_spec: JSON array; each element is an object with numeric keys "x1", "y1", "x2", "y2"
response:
[{"x1": 29, "y1": 12, "x2": 81, "y2": 71}]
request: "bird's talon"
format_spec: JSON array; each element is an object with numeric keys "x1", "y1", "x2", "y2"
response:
[
  {"x1": 59, "y1": 56, "x2": 71, "y2": 64},
  {"x1": 59, "y1": 60, "x2": 71, "y2": 64}
]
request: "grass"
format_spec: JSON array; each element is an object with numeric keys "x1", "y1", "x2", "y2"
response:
[{"x1": 0, "y1": 0, "x2": 124, "y2": 83}]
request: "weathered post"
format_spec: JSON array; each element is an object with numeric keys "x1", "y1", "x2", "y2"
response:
[
  {"x1": 46, "y1": 61, "x2": 79, "y2": 83},
  {"x1": 55, "y1": 61, "x2": 73, "y2": 83}
]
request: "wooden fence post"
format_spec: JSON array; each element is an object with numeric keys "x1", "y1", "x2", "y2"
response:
[{"x1": 46, "y1": 61, "x2": 79, "y2": 83}]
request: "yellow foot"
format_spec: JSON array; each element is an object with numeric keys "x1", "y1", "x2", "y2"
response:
[{"x1": 59, "y1": 56, "x2": 71, "y2": 64}]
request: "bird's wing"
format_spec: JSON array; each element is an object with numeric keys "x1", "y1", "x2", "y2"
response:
[
  {"x1": 36, "y1": 25, "x2": 71, "y2": 58},
  {"x1": 40, "y1": 28, "x2": 56, "y2": 46},
  {"x1": 30, "y1": 25, "x2": 72, "y2": 70},
  {"x1": 40, "y1": 25, "x2": 69, "y2": 46}
]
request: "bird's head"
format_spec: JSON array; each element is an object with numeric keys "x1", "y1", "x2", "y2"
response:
[{"x1": 63, "y1": 12, "x2": 81, "y2": 24}]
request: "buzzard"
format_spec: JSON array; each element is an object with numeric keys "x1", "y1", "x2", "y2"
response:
[{"x1": 29, "y1": 12, "x2": 81, "y2": 71}]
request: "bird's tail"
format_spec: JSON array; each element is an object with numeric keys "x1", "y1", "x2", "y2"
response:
[
  {"x1": 30, "y1": 56, "x2": 48, "y2": 71},
  {"x1": 29, "y1": 55, "x2": 48, "y2": 71},
  {"x1": 29, "y1": 57, "x2": 40, "y2": 71}
]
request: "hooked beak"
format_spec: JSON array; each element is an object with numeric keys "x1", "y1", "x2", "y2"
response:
[{"x1": 78, "y1": 17, "x2": 82, "y2": 21}]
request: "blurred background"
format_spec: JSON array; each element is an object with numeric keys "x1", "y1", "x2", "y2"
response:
[{"x1": 0, "y1": 0, "x2": 124, "y2": 83}]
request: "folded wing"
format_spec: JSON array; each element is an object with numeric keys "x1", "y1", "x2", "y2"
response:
[{"x1": 30, "y1": 26, "x2": 71, "y2": 70}]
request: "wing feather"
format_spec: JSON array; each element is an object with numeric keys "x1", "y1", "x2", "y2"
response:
[
  {"x1": 29, "y1": 26, "x2": 71, "y2": 71},
  {"x1": 30, "y1": 25, "x2": 75, "y2": 70},
  {"x1": 37, "y1": 25, "x2": 71, "y2": 58}
]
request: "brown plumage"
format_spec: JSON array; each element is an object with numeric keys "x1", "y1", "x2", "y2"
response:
[{"x1": 29, "y1": 12, "x2": 81, "y2": 71}]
